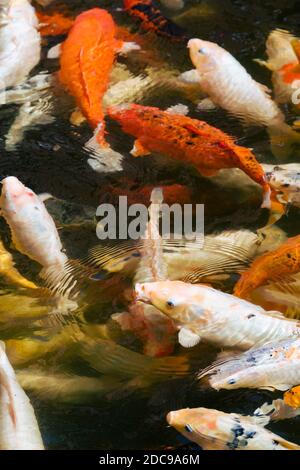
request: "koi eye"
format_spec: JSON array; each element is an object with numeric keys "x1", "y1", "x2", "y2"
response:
[
  {"x1": 166, "y1": 300, "x2": 175, "y2": 308},
  {"x1": 198, "y1": 48, "x2": 207, "y2": 54}
]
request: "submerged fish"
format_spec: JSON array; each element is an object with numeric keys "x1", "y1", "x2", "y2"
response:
[
  {"x1": 80, "y1": 336, "x2": 190, "y2": 382},
  {"x1": 167, "y1": 407, "x2": 300, "y2": 450},
  {"x1": 77, "y1": 228, "x2": 259, "y2": 283},
  {"x1": 188, "y1": 38, "x2": 300, "y2": 158},
  {"x1": 5, "y1": 326, "x2": 78, "y2": 367},
  {"x1": 17, "y1": 368, "x2": 123, "y2": 404},
  {"x1": 0, "y1": 0, "x2": 41, "y2": 89},
  {"x1": 102, "y1": 182, "x2": 194, "y2": 207},
  {"x1": 108, "y1": 103, "x2": 272, "y2": 209},
  {"x1": 0, "y1": 293, "x2": 50, "y2": 323},
  {"x1": 234, "y1": 234, "x2": 300, "y2": 300},
  {"x1": 135, "y1": 281, "x2": 300, "y2": 350},
  {"x1": 0, "y1": 341, "x2": 44, "y2": 450},
  {"x1": 123, "y1": 0, "x2": 187, "y2": 42},
  {"x1": 198, "y1": 337, "x2": 300, "y2": 391},
  {"x1": 0, "y1": 177, "x2": 67, "y2": 275},
  {"x1": 5, "y1": 96, "x2": 54, "y2": 151}
]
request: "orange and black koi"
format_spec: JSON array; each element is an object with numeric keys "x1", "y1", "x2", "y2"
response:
[{"x1": 123, "y1": 0, "x2": 188, "y2": 43}]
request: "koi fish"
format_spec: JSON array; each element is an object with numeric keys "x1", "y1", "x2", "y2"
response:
[
  {"x1": 188, "y1": 38, "x2": 300, "y2": 159},
  {"x1": 37, "y1": 11, "x2": 74, "y2": 37},
  {"x1": 108, "y1": 103, "x2": 272, "y2": 209},
  {"x1": 16, "y1": 368, "x2": 123, "y2": 404},
  {"x1": 167, "y1": 407, "x2": 300, "y2": 450},
  {"x1": 255, "y1": 29, "x2": 300, "y2": 106},
  {"x1": 0, "y1": 0, "x2": 41, "y2": 89},
  {"x1": 198, "y1": 337, "x2": 300, "y2": 392},
  {"x1": 59, "y1": 8, "x2": 122, "y2": 147},
  {"x1": 80, "y1": 336, "x2": 191, "y2": 382},
  {"x1": 0, "y1": 341, "x2": 44, "y2": 450},
  {"x1": 0, "y1": 176, "x2": 77, "y2": 309},
  {"x1": 123, "y1": 0, "x2": 187, "y2": 42},
  {"x1": 234, "y1": 234, "x2": 300, "y2": 300},
  {"x1": 59, "y1": 8, "x2": 139, "y2": 172},
  {"x1": 0, "y1": 177, "x2": 67, "y2": 274},
  {"x1": 135, "y1": 280, "x2": 300, "y2": 350},
  {"x1": 84, "y1": 229, "x2": 259, "y2": 285}
]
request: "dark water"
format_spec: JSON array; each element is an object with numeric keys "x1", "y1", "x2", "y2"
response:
[{"x1": 1, "y1": 0, "x2": 300, "y2": 450}]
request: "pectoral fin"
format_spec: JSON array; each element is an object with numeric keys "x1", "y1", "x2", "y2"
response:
[
  {"x1": 70, "y1": 109, "x2": 86, "y2": 126},
  {"x1": 38, "y1": 193, "x2": 54, "y2": 203},
  {"x1": 166, "y1": 104, "x2": 189, "y2": 115},
  {"x1": 131, "y1": 140, "x2": 151, "y2": 157},
  {"x1": 244, "y1": 414, "x2": 270, "y2": 427},
  {"x1": 47, "y1": 43, "x2": 62, "y2": 59},
  {"x1": 178, "y1": 328, "x2": 200, "y2": 348},
  {"x1": 275, "y1": 383, "x2": 292, "y2": 391},
  {"x1": 253, "y1": 58, "x2": 275, "y2": 71},
  {"x1": 117, "y1": 41, "x2": 140, "y2": 55}
]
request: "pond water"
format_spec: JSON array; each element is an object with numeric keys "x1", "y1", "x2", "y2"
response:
[{"x1": 0, "y1": 0, "x2": 300, "y2": 450}]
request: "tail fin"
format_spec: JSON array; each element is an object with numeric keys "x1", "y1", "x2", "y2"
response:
[
  {"x1": 265, "y1": 189, "x2": 286, "y2": 226},
  {"x1": 85, "y1": 124, "x2": 124, "y2": 173}
]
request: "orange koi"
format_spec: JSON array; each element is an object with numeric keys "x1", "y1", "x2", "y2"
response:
[
  {"x1": 37, "y1": 11, "x2": 74, "y2": 37},
  {"x1": 108, "y1": 103, "x2": 272, "y2": 209},
  {"x1": 59, "y1": 9, "x2": 122, "y2": 146},
  {"x1": 284, "y1": 385, "x2": 300, "y2": 409},
  {"x1": 234, "y1": 234, "x2": 300, "y2": 299},
  {"x1": 123, "y1": 0, "x2": 187, "y2": 42}
]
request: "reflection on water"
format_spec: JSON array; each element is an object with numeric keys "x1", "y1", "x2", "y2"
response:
[{"x1": 0, "y1": 0, "x2": 300, "y2": 450}]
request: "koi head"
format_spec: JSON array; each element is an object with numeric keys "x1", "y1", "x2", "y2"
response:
[
  {"x1": 135, "y1": 280, "x2": 205, "y2": 323},
  {"x1": 0, "y1": 176, "x2": 37, "y2": 214},
  {"x1": 188, "y1": 38, "x2": 219, "y2": 73},
  {"x1": 233, "y1": 270, "x2": 263, "y2": 300},
  {"x1": 108, "y1": 103, "x2": 150, "y2": 130},
  {"x1": 167, "y1": 407, "x2": 223, "y2": 447}
]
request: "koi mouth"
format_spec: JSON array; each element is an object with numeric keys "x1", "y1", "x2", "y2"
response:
[{"x1": 135, "y1": 283, "x2": 150, "y2": 303}]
